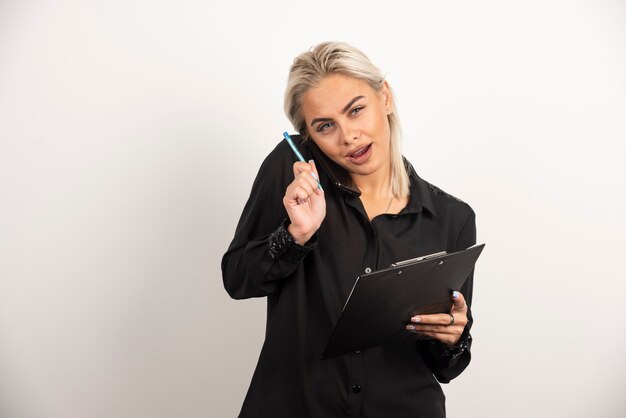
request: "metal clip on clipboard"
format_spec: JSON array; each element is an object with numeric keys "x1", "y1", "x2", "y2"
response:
[{"x1": 390, "y1": 251, "x2": 447, "y2": 268}]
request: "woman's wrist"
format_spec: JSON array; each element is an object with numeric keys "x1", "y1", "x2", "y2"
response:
[
  {"x1": 287, "y1": 224, "x2": 315, "y2": 245},
  {"x1": 433, "y1": 329, "x2": 472, "y2": 362},
  {"x1": 268, "y1": 219, "x2": 318, "y2": 263}
]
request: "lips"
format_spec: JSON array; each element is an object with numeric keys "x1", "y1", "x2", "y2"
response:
[
  {"x1": 347, "y1": 143, "x2": 372, "y2": 164},
  {"x1": 350, "y1": 145, "x2": 370, "y2": 158}
]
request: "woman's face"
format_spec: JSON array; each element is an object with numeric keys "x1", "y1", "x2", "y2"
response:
[{"x1": 301, "y1": 74, "x2": 392, "y2": 179}]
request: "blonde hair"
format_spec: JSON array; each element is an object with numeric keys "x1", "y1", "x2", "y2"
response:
[{"x1": 284, "y1": 41, "x2": 410, "y2": 198}]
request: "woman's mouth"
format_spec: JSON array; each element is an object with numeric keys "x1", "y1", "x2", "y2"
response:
[{"x1": 347, "y1": 144, "x2": 372, "y2": 165}]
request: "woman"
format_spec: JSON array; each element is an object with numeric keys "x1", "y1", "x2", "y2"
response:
[{"x1": 222, "y1": 42, "x2": 476, "y2": 418}]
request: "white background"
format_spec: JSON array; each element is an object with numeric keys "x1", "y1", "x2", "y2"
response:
[{"x1": 1, "y1": 1, "x2": 625, "y2": 417}]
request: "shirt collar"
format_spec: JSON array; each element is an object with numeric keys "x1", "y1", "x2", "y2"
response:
[
  {"x1": 404, "y1": 162, "x2": 437, "y2": 218},
  {"x1": 301, "y1": 135, "x2": 437, "y2": 218}
]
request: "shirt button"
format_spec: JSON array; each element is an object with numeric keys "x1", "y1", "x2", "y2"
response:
[
  {"x1": 354, "y1": 350, "x2": 361, "y2": 354},
  {"x1": 352, "y1": 385, "x2": 361, "y2": 393},
  {"x1": 364, "y1": 267, "x2": 372, "y2": 274}
]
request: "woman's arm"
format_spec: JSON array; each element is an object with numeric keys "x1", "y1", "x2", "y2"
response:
[
  {"x1": 417, "y1": 208, "x2": 477, "y2": 383},
  {"x1": 221, "y1": 141, "x2": 324, "y2": 299}
]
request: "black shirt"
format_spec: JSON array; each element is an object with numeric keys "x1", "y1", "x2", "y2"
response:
[{"x1": 222, "y1": 136, "x2": 476, "y2": 418}]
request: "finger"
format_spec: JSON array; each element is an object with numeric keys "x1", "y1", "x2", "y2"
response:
[
  {"x1": 305, "y1": 159, "x2": 324, "y2": 192},
  {"x1": 411, "y1": 331, "x2": 461, "y2": 346},
  {"x1": 286, "y1": 181, "x2": 314, "y2": 203},
  {"x1": 407, "y1": 324, "x2": 464, "y2": 334},
  {"x1": 292, "y1": 184, "x2": 314, "y2": 202},
  {"x1": 410, "y1": 312, "x2": 468, "y2": 327},
  {"x1": 308, "y1": 159, "x2": 321, "y2": 183},
  {"x1": 410, "y1": 312, "x2": 454, "y2": 325},
  {"x1": 291, "y1": 169, "x2": 318, "y2": 193},
  {"x1": 451, "y1": 290, "x2": 467, "y2": 312},
  {"x1": 293, "y1": 160, "x2": 322, "y2": 191},
  {"x1": 290, "y1": 161, "x2": 319, "y2": 191},
  {"x1": 296, "y1": 169, "x2": 319, "y2": 192},
  {"x1": 292, "y1": 161, "x2": 313, "y2": 178}
]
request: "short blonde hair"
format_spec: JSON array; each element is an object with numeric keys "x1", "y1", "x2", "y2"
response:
[{"x1": 284, "y1": 41, "x2": 409, "y2": 198}]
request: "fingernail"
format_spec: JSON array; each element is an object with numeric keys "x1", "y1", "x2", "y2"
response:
[
  {"x1": 406, "y1": 325, "x2": 415, "y2": 330},
  {"x1": 452, "y1": 291, "x2": 460, "y2": 299},
  {"x1": 411, "y1": 316, "x2": 421, "y2": 323},
  {"x1": 308, "y1": 160, "x2": 319, "y2": 180}
]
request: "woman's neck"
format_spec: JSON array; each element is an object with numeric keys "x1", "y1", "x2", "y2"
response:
[{"x1": 350, "y1": 167, "x2": 393, "y2": 199}]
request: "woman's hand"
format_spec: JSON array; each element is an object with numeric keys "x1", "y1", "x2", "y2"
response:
[
  {"x1": 283, "y1": 160, "x2": 326, "y2": 244},
  {"x1": 406, "y1": 291, "x2": 468, "y2": 347}
]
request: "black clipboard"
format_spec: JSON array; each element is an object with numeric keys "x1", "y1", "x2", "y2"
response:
[{"x1": 321, "y1": 243, "x2": 485, "y2": 359}]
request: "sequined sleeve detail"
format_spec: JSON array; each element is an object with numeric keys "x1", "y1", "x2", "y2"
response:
[
  {"x1": 427, "y1": 182, "x2": 465, "y2": 203},
  {"x1": 268, "y1": 219, "x2": 318, "y2": 264},
  {"x1": 431, "y1": 332, "x2": 472, "y2": 363}
]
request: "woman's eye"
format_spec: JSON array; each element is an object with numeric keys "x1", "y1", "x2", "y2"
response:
[
  {"x1": 350, "y1": 106, "x2": 364, "y2": 116},
  {"x1": 317, "y1": 122, "x2": 333, "y2": 132}
]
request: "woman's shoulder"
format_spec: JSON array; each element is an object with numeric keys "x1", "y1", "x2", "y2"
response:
[
  {"x1": 414, "y1": 177, "x2": 476, "y2": 249},
  {"x1": 405, "y1": 158, "x2": 473, "y2": 217},
  {"x1": 260, "y1": 137, "x2": 295, "y2": 167},
  {"x1": 413, "y1": 175, "x2": 475, "y2": 223},
  {"x1": 258, "y1": 134, "x2": 312, "y2": 168},
  {"x1": 425, "y1": 181, "x2": 471, "y2": 209}
]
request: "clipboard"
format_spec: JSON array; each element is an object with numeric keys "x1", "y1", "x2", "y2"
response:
[{"x1": 321, "y1": 243, "x2": 485, "y2": 359}]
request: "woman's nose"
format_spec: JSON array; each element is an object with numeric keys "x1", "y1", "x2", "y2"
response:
[{"x1": 340, "y1": 122, "x2": 360, "y2": 144}]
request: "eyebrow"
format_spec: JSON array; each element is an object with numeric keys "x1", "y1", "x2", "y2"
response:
[{"x1": 309, "y1": 95, "x2": 365, "y2": 127}]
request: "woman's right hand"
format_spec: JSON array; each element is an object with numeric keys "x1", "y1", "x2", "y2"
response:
[{"x1": 283, "y1": 160, "x2": 326, "y2": 244}]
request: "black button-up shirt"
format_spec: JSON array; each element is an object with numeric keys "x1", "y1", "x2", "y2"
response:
[{"x1": 222, "y1": 136, "x2": 476, "y2": 418}]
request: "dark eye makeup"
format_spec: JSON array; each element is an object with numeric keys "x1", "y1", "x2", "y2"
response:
[
  {"x1": 350, "y1": 106, "x2": 364, "y2": 115},
  {"x1": 316, "y1": 122, "x2": 334, "y2": 132},
  {"x1": 313, "y1": 105, "x2": 366, "y2": 133}
]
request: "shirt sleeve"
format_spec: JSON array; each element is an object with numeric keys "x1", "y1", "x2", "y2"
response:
[
  {"x1": 221, "y1": 142, "x2": 317, "y2": 300},
  {"x1": 418, "y1": 207, "x2": 477, "y2": 383}
]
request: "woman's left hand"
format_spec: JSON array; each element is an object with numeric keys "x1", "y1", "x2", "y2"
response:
[{"x1": 405, "y1": 291, "x2": 468, "y2": 347}]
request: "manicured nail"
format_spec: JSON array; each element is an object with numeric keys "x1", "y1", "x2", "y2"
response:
[
  {"x1": 411, "y1": 316, "x2": 421, "y2": 323},
  {"x1": 308, "y1": 160, "x2": 319, "y2": 180},
  {"x1": 452, "y1": 291, "x2": 460, "y2": 299},
  {"x1": 406, "y1": 325, "x2": 415, "y2": 330}
]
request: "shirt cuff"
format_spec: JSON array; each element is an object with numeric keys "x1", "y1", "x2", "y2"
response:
[
  {"x1": 430, "y1": 328, "x2": 473, "y2": 363},
  {"x1": 268, "y1": 219, "x2": 318, "y2": 264}
]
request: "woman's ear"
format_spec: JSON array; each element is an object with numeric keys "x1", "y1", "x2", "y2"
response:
[{"x1": 382, "y1": 81, "x2": 392, "y2": 113}]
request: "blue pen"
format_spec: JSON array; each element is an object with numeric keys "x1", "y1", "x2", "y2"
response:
[{"x1": 283, "y1": 132, "x2": 324, "y2": 191}]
